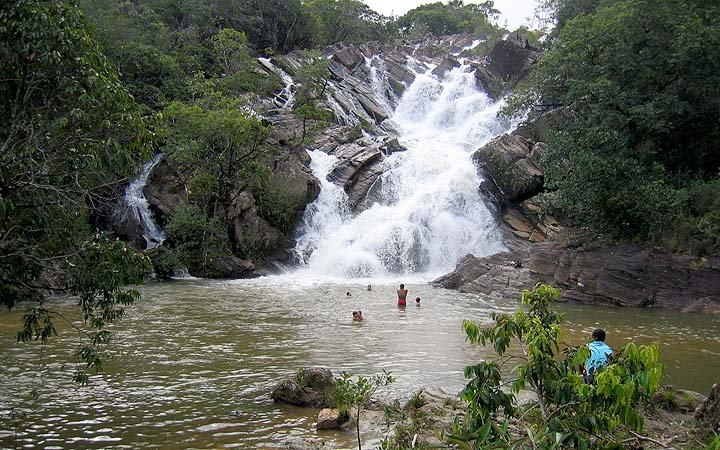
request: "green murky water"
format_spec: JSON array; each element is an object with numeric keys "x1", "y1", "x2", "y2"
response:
[{"x1": 1, "y1": 277, "x2": 718, "y2": 448}]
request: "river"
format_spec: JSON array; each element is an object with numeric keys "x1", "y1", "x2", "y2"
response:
[{"x1": 0, "y1": 278, "x2": 718, "y2": 449}]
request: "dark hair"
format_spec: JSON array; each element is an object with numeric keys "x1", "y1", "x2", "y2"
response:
[
  {"x1": 400, "y1": 284, "x2": 404, "y2": 289},
  {"x1": 415, "y1": 297, "x2": 421, "y2": 302},
  {"x1": 592, "y1": 328, "x2": 606, "y2": 342}
]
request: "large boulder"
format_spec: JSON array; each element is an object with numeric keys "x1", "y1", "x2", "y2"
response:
[
  {"x1": 210, "y1": 256, "x2": 256, "y2": 279},
  {"x1": 271, "y1": 368, "x2": 336, "y2": 408},
  {"x1": 432, "y1": 252, "x2": 531, "y2": 299},
  {"x1": 226, "y1": 191, "x2": 291, "y2": 260},
  {"x1": 472, "y1": 134, "x2": 544, "y2": 209},
  {"x1": 327, "y1": 142, "x2": 385, "y2": 211},
  {"x1": 482, "y1": 34, "x2": 540, "y2": 83},
  {"x1": 513, "y1": 107, "x2": 574, "y2": 143},
  {"x1": 652, "y1": 385, "x2": 706, "y2": 414}
]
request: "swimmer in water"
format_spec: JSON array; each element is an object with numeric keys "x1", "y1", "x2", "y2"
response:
[{"x1": 397, "y1": 283, "x2": 408, "y2": 307}]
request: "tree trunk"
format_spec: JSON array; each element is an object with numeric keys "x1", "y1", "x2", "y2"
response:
[{"x1": 356, "y1": 406, "x2": 361, "y2": 450}]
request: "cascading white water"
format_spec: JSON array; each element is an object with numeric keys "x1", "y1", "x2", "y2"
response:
[
  {"x1": 124, "y1": 153, "x2": 166, "y2": 250},
  {"x1": 294, "y1": 152, "x2": 350, "y2": 265},
  {"x1": 294, "y1": 61, "x2": 510, "y2": 279},
  {"x1": 258, "y1": 57, "x2": 295, "y2": 107},
  {"x1": 365, "y1": 56, "x2": 398, "y2": 112}
]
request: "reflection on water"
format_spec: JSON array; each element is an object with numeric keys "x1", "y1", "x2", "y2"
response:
[{"x1": 0, "y1": 279, "x2": 718, "y2": 448}]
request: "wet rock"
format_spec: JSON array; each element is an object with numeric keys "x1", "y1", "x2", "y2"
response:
[
  {"x1": 271, "y1": 368, "x2": 336, "y2": 408},
  {"x1": 473, "y1": 34, "x2": 540, "y2": 99},
  {"x1": 143, "y1": 155, "x2": 188, "y2": 218},
  {"x1": 331, "y1": 44, "x2": 364, "y2": 71},
  {"x1": 211, "y1": 256, "x2": 256, "y2": 279},
  {"x1": 432, "y1": 252, "x2": 533, "y2": 299},
  {"x1": 436, "y1": 233, "x2": 720, "y2": 311},
  {"x1": 513, "y1": 107, "x2": 574, "y2": 143},
  {"x1": 316, "y1": 408, "x2": 342, "y2": 430},
  {"x1": 482, "y1": 36, "x2": 540, "y2": 84},
  {"x1": 472, "y1": 134, "x2": 544, "y2": 209},
  {"x1": 284, "y1": 434, "x2": 333, "y2": 450},
  {"x1": 431, "y1": 57, "x2": 461, "y2": 78},
  {"x1": 695, "y1": 383, "x2": 720, "y2": 431},
  {"x1": 327, "y1": 142, "x2": 385, "y2": 211}
]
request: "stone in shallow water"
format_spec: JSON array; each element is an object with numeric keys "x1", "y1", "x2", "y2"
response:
[
  {"x1": 316, "y1": 408, "x2": 341, "y2": 430},
  {"x1": 271, "y1": 368, "x2": 335, "y2": 408}
]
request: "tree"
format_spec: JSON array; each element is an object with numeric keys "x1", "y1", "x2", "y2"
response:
[
  {"x1": 506, "y1": 0, "x2": 720, "y2": 253},
  {"x1": 335, "y1": 371, "x2": 394, "y2": 450},
  {"x1": 450, "y1": 283, "x2": 663, "y2": 449},
  {"x1": 211, "y1": 0, "x2": 315, "y2": 53},
  {"x1": 1, "y1": 0, "x2": 153, "y2": 381},
  {"x1": 164, "y1": 97, "x2": 271, "y2": 257},
  {"x1": 397, "y1": 0, "x2": 499, "y2": 38},
  {"x1": 304, "y1": 0, "x2": 390, "y2": 45}
]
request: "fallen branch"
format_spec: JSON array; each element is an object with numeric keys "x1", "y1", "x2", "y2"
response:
[{"x1": 627, "y1": 430, "x2": 669, "y2": 448}]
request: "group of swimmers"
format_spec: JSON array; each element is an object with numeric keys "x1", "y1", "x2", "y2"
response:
[{"x1": 349, "y1": 283, "x2": 421, "y2": 321}]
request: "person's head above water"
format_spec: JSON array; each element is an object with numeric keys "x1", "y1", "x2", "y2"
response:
[
  {"x1": 399, "y1": 283, "x2": 404, "y2": 289},
  {"x1": 346, "y1": 291, "x2": 352, "y2": 297},
  {"x1": 415, "y1": 297, "x2": 421, "y2": 303},
  {"x1": 591, "y1": 328, "x2": 606, "y2": 342}
]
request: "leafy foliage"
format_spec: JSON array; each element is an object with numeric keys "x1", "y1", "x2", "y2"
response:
[
  {"x1": 451, "y1": 283, "x2": 663, "y2": 449},
  {"x1": 304, "y1": 0, "x2": 389, "y2": 45},
  {"x1": 397, "y1": 0, "x2": 500, "y2": 38},
  {"x1": 506, "y1": 0, "x2": 720, "y2": 254},
  {"x1": 335, "y1": 370, "x2": 395, "y2": 450}
]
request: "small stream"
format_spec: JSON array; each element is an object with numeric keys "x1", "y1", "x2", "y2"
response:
[{"x1": 0, "y1": 279, "x2": 718, "y2": 449}]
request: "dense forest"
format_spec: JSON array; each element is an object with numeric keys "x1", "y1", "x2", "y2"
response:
[{"x1": 1, "y1": 0, "x2": 719, "y2": 379}]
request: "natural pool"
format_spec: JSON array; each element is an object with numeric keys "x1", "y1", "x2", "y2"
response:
[{"x1": 1, "y1": 277, "x2": 718, "y2": 448}]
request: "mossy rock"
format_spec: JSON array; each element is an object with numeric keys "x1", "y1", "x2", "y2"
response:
[{"x1": 652, "y1": 385, "x2": 706, "y2": 413}]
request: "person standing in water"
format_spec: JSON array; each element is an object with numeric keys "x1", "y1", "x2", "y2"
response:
[{"x1": 397, "y1": 284, "x2": 408, "y2": 307}]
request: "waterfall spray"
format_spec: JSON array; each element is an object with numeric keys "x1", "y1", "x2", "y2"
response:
[{"x1": 294, "y1": 62, "x2": 509, "y2": 278}]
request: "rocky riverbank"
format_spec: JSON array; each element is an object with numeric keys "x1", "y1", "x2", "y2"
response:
[
  {"x1": 271, "y1": 369, "x2": 719, "y2": 449},
  {"x1": 432, "y1": 111, "x2": 720, "y2": 314}
]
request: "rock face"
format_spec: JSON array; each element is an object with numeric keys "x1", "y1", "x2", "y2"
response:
[
  {"x1": 111, "y1": 33, "x2": 560, "y2": 274},
  {"x1": 695, "y1": 383, "x2": 720, "y2": 431},
  {"x1": 271, "y1": 368, "x2": 336, "y2": 408},
  {"x1": 143, "y1": 156, "x2": 188, "y2": 218},
  {"x1": 434, "y1": 230, "x2": 720, "y2": 311},
  {"x1": 474, "y1": 32, "x2": 541, "y2": 99},
  {"x1": 473, "y1": 134, "x2": 544, "y2": 209}
]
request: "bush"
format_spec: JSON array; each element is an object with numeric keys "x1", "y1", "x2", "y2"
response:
[
  {"x1": 164, "y1": 205, "x2": 225, "y2": 276},
  {"x1": 449, "y1": 283, "x2": 663, "y2": 449}
]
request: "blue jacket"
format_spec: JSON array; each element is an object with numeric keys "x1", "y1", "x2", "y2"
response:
[{"x1": 586, "y1": 341, "x2": 612, "y2": 374}]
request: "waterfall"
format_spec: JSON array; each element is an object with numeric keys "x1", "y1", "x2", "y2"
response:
[
  {"x1": 365, "y1": 56, "x2": 398, "y2": 112},
  {"x1": 123, "y1": 154, "x2": 166, "y2": 250},
  {"x1": 294, "y1": 151, "x2": 350, "y2": 265},
  {"x1": 293, "y1": 62, "x2": 509, "y2": 279},
  {"x1": 258, "y1": 57, "x2": 295, "y2": 108}
]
